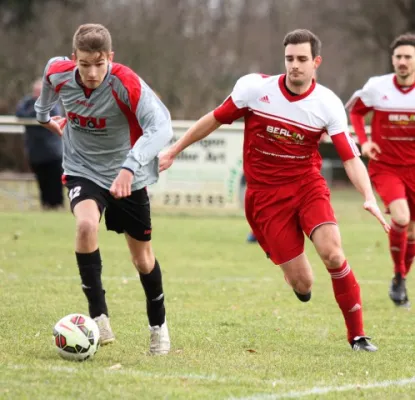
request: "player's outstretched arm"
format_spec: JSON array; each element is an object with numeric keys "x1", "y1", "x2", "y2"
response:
[
  {"x1": 343, "y1": 156, "x2": 390, "y2": 233},
  {"x1": 159, "y1": 111, "x2": 222, "y2": 172}
]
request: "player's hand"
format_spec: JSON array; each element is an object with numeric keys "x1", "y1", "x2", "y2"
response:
[
  {"x1": 41, "y1": 116, "x2": 66, "y2": 136},
  {"x1": 159, "y1": 150, "x2": 175, "y2": 172},
  {"x1": 363, "y1": 199, "x2": 390, "y2": 233},
  {"x1": 361, "y1": 141, "x2": 381, "y2": 161},
  {"x1": 110, "y1": 169, "x2": 134, "y2": 199}
]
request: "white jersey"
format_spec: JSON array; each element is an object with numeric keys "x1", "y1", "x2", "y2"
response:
[
  {"x1": 347, "y1": 73, "x2": 415, "y2": 166},
  {"x1": 214, "y1": 73, "x2": 358, "y2": 187}
]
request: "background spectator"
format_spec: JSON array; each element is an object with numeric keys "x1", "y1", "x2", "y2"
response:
[{"x1": 16, "y1": 78, "x2": 63, "y2": 210}]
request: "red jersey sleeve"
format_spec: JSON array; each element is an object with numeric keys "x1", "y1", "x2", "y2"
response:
[
  {"x1": 331, "y1": 132, "x2": 361, "y2": 162},
  {"x1": 213, "y1": 96, "x2": 248, "y2": 124},
  {"x1": 349, "y1": 97, "x2": 373, "y2": 145}
]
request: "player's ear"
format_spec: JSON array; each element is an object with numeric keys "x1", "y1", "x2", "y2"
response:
[
  {"x1": 314, "y1": 55, "x2": 322, "y2": 69},
  {"x1": 108, "y1": 52, "x2": 114, "y2": 62},
  {"x1": 71, "y1": 53, "x2": 76, "y2": 62}
]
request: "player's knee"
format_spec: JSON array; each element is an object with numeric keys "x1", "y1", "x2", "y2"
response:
[
  {"x1": 392, "y1": 214, "x2": 410, "y2": 227},
  {"x1": 76, "y1": 218, "x2": 99, "y2": 240},
  {"x1": 320, "y1": 247, "x2": 344, "y2": 269},
  {"x1": 291, "y1": 278, "x2": 313, "y2": 295},
  {"x1": 288, "y1": 273, "x2": 313, "y2": 294}
]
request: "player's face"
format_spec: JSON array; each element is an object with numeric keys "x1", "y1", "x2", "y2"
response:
[
  {"x1": 73, "y1": 50, "x2": 114, "y2": 89},
  {"x1": 284, "y1": 43, "x2": 321, "y2": 87},
  {"x1": 392, "y1": 45, "x2": 415, "y2": 80}
]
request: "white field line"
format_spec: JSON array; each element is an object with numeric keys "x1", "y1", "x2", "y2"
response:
[
  {"x1": 3, "y1": 363, "x2": 289, "y2": 387},
  {"x1": 228, "y1": 376, "x2": 415, "y2": 399}
]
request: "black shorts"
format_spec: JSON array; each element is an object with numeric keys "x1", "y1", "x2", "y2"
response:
[{"x1": 64, "y1": 175, "x2": 152, "y2": 241}]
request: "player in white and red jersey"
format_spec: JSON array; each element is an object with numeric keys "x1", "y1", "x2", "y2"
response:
[
  {"x1": 35, "y1": 24, "x2": 172, "y2": 354},
  {"x1": 347, "y1": 33, "x2": 415, "y2": 308},
  {"x1": 160, "y1": 29, "x2": 390, "y2": 351}
]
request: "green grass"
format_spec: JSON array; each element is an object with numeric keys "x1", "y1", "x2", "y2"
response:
[{"x1": 1, "y1": 189, "x2": 415, "y2": 399}]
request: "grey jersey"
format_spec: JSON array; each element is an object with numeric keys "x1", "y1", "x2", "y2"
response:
[{"x1": 35, "y1": 57, "x2": 173, "y2": 190}]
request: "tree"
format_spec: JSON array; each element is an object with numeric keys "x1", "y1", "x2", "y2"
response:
[{"x1": 0, "y1": 0, "x2": 83, "y2": 28}]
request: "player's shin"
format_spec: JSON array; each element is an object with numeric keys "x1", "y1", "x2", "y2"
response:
[
  {"x1": 139, "y1": 259, "x2": 166, "y2": 327},
  {"x1": 389, "y1": 220, "x2": 408, "y2": 278},
  {"x1": 76, "y1": 249, "x2": 108, "y2": 318},
  {"x1": 405, "y1": 239, "x2": 415, "y2": 275},
  {"x1": 327, "y1": 260, "x2": 364, "y2": 343}
]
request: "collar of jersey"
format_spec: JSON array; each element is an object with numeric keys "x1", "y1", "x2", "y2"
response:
[
  {"x1": 279, "y1": 74, "x2": 316, "y2": 102},
  {"x1": 393, "y1": 74, "x2": 415, "y2": 94}
]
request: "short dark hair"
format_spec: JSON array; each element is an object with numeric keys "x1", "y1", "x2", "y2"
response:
[
  {"x1": 390, "y1": 33, "x2": 415, "y2": 53},
  {"x1": 283, "y1": 29, "x2": 321, "y2": 59},
  {"x1": 73, "y1": 23, "x2": 112, "y2": 55}
]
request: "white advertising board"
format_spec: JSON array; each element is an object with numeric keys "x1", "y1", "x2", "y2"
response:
[{"x1": 148, "y1": 121, "x2": 245, "y2": 213}]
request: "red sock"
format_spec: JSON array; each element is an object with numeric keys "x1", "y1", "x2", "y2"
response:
[
  {"x1": 389, "y1": 220, "x2": 408, "y2": 278},
  {"x1": 328, "y1": 260, "x2": 364, "y2": 343},
  {"x1": 405, "y1": 239, "x2": 415, "y2": 275}
]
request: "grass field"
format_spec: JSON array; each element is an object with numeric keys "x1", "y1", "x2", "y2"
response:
[{"x1": 1, "y1": 189, "x2": 415, "y2": 399}]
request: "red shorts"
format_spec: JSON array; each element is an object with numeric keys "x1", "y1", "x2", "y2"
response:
[
  {"x1": 369, "y1": 162, "x2": 415, "y2": 219},
  {"x1": 245, "y1": 174, "x2": 337, "y2": 265}
]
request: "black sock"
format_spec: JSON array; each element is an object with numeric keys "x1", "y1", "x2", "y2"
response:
[
  {"x1": 139, "y1": 259, "x2": 166, "y2": 327},
  {"x1": 76, "y1": 249, "x2": 108, "y2": 318}
]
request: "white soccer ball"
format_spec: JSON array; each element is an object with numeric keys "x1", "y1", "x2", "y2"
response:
[{"x1": 53, "y1": 314, "x2": 100, "y2": 361}]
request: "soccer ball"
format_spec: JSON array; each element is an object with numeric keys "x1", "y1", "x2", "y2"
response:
[{"x1": 53, "y1": 314, "x2": 100, "y2": 361}]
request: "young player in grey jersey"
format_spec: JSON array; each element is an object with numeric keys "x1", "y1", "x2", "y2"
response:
[{"x1": 35, "y1": 23, "x2": 173, "y2": 355}]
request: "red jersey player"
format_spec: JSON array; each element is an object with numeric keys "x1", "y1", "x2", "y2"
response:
[
  {"x1": 160, "y1": 29, "x2": 389, "y2": 351},
  {"x1": 347, "y1": 33, "x2": 415, "y2": 308}
]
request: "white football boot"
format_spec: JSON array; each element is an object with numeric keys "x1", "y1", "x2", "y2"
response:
[
  {"x1": 149, "y1": 320, "x2": 170, "y2": 355},
  {"x1": 94, "y1": 314, "x2": 115, "y2": 345}
]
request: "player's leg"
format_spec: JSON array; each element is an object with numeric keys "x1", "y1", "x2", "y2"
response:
[
  {"x1": 404, "y1": 178, "x2": 415, "y2": 278},
  {"x1": 299, "y1": 175, "x2": 376, "y2": 351},
  {"x1": 106, "y1": 188, "x2": 169, "y2": 355},
  {"x1": 245, "y1": 187, "x2": 310, "y2": 299},
  {"x1": 65, "y1": 176, "x2": 114, "y2": 344},
  {"x1": 388, "y1": 199, "x2": 410, "y2": 306},
  {"x1": 369, "y1": 166, "x2": 408, "y2": 305},
  {"x1": 124, "y1": 235, "x2": 169, "y2": 355},
  {"x1": 311, "y1": 223, "x2": 376, "y2": 351},
  {"x1": 280, "y1": 253, "x2": 313, "y2": 302},
  {"x1": 406, "y1": 221, "x2": 415, "y2": 276}
]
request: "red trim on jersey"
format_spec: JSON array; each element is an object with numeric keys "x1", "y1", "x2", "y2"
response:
[
  {"x1": 214, "y1": 96, "x2": 249, "y2": 124},
  {"x1": 349, "y1": 97, "x2": 372, "y2": 145},
  {"x1": 111, "y1": 63, "x2": 141, "y2": 114},
  {"x1": 250, "y1": 108, "x2": 324, "y2": 132},
  {"x1": 46, "y1": 60, "x2": 76, "y2": 84},
  {"x1": 55, "y1": 79, "x2": 70, "y2": 94},
  {"x1": 331, "y1": 132, "x2": 360, "y2": 161},
  {"x1": 111, "y1": 88, "x2": 143, "y2": 146},
  {"x1": 278, "y1": 74, "x2": 316, "y2": 102},
  {"x1": 393, "y1": 75, "x2": 415, "y2": 94}
]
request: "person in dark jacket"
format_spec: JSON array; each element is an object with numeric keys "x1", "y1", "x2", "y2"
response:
[{"x1": 16, "y1": 78, "x2": 63, "y2": 209}]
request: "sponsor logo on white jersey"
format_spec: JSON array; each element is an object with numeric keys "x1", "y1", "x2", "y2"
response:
[
  {"x1": 266, "y1": 125, "x2": 305, "y2": 143},
  {"x1": 388, "y1": 114, "x2": 415, "y2": 122}
]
